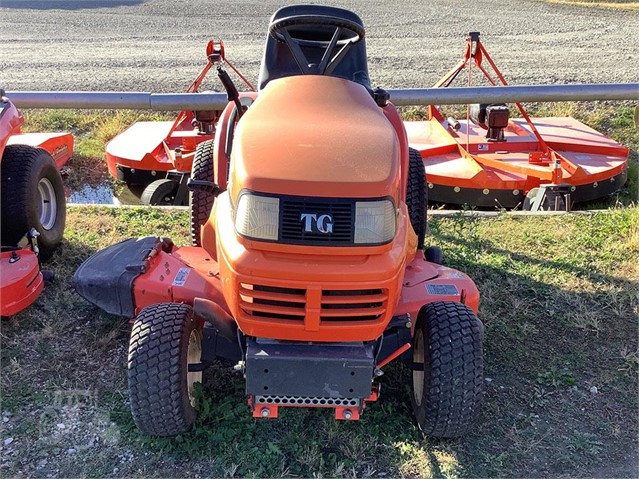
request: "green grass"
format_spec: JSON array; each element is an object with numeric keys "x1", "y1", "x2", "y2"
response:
[{"x1": 2, "y1": 206, "x2": 637, "y2": 478}]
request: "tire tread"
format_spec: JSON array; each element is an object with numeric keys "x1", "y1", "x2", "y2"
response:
[
  {"x1": 0, "y1": 145, "x2": 65, "y2": 260},
  {"x1": 190, "y1": 140, "x2": 215, "y2": 246},
  {"x1": 128, "y1": 303, "x2": 196, "y2": 436},
  {"x1": 413, "y1": 301, "x2": 483, "y2": 437},
  {"x1": 407, "y1": 147, "x2": 427, "y2": 249}
]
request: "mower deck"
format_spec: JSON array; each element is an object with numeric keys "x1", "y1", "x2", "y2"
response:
[
  {"x1": 0, "y1": 248, "x2": 44, "y2": 317},
  {"x1": 103, "y1": 40, "x2": 252, "y2": 201},
  {"x1": 74, "y1": 235, "x2": 479, "y2": 327},
  {"x1": 406, "y1": 116, "x2": 628, "y2": 208},
  {"x1": 106, "y1": 121, "x2": 214, "y2": 183},
  {"x1": 404, "y1": 32, "x2": 629, "y2": 209}
]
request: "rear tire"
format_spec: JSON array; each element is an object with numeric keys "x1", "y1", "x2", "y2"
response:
[
  {"x1": 407, "y1": 147, "x2": 426, "y2": 249},
  {"x1": 190, "y1": 140, "x2": 215, "y2": 246},
  {"x1": 425, "y1": 246, "x2": 443, "y2": 265},
  {"x1": 0, "y1": 145, "x2": 66, "y2": 261},
  {"x1": 140, "y1": 179, "x2": 178, "y2": 206},
  {"x1": 128, "y1": 303, "x2": 202, "y2": 436},
  {"x1": 411, "y1": 301, "x2": 484, "y2": 437}
]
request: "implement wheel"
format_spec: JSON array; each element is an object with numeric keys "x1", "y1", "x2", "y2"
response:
[
  {"x1": 411, "y1": 301, "x2": 484, "y2": 437},
  {"x1": 128, "y1": 303, "x2": 202, "y2": 436},
  {"x1": 407, "y1": 147, "x2": 426, "y2": 249},
  {"x1": 190, "y1": 140, "x2": 215, "y2": 246},
  {"x1": 0, "y1": 145, "x2": 66, "y2": 261},
  {"x1": 141, "y1": 179, "x2": 179, "y2": 206}
]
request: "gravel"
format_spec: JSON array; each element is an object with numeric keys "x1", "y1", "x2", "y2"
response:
[{"x1": 1, "y1": 0, "x2": 638, "y2": 93}]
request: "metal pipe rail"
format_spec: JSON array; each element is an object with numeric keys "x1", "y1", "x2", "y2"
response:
[{"x1": 7, "y1": 83, "x2": 638, "y2": 110}]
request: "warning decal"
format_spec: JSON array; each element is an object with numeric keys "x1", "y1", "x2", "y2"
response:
[
  {"x1": 172, "y1": 268, "x2": 191, "y2": 286},
  {"x1": 426, "y1": 284, "x2": 460, "y2": 296}
]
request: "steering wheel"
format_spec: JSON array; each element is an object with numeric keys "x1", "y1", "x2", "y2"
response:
[{"x1": 269, "y1": 14, "x2": 365, "y2": 76}]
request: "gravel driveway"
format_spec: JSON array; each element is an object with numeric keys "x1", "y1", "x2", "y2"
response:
[{"x1": 1, "y1": 0, "x2": 637, "y2": 93}]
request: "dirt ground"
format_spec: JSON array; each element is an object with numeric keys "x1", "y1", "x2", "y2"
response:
[{"x1": 1, "y1": 0, "x2": 638, "y2": 92}]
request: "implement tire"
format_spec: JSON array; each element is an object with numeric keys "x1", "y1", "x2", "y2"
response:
[
  {"x1": 128, "y1": 303, "x2": 202, "y2": 436},
  {"x1": 140, "y1": 178, "x2": 179, "y2": 206},
  {"x1": 0, "y1": 145, "x2": 66, "y2": 261}
]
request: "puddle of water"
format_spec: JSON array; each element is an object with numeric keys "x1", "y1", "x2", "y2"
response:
[
  {"x1": 62, "y1": 167, "x2": 145, "y2": 206},
  {"x1": 66, "y1": 182, "x2": 119, "y2": 205}
]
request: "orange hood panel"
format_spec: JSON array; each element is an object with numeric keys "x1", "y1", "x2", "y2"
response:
[{"x1": 231, "y1": 75, "x2": 399, "y2": 201}]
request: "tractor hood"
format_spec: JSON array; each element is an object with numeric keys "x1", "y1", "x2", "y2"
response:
[{"x1": 230, "y1": 75, "x2": 399, "y2": 202}]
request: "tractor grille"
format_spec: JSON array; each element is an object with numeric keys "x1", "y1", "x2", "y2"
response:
[
  {"x1": 239, "y1": 283, "x2": 388, "y2": 324},
  {"x1": 320, "y1": 289, "x2": 386, "y2": 321},
  {"x1": 280, "y1": 198, "x2": 354, "y2": 245},
  {"x1": 239, "y1": 284, "x2": 306, "y2": 321}
]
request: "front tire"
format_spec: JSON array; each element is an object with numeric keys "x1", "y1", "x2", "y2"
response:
[
  {"x1": 128, "y1": 303, "x2": 202, "y2": 436},
  {"x1": 0, "y1": 145, "x2": 66, "y2": 261},
  {"x1": 411, "y1": 301, "x2": 484, "y2": 437}
]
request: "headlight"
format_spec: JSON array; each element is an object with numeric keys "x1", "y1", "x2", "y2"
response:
[
  {"x1": 354, "y1": 199, "x2": 396, "y2": 244},
  {"x1": 235, "y1": 193, "x2": 279, "y2": 241}
]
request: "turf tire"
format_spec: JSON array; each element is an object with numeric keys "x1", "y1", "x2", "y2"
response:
[
  {"x1": 411, "y1": 301, "x2": 484, "y2": 437},
  {"x1": 128, "y1": 303, "x2": 202, "y2": 436},
  {"x1": 0, "y1": 145, "x2": 66, "y2": 261},
  {"x1": 190, "y1": 140, "x2": 215, "y2": 246},
  {"x1": 407, "y1": 147, "x2": 426, "y2": 249}
]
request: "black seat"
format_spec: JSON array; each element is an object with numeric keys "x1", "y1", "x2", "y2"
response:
[{"x1": 257, "y1": 5, "x2": 371, "y2": 90}]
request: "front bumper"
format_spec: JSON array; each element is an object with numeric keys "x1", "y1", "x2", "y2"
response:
[{"x1": 246, "y1": 338, "x2": 377, "y2": 420}]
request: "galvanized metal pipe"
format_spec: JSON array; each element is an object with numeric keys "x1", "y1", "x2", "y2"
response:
[
  {"x1": 7, "y1": 91, "x2": 229, "y2": 110},
  {"x1": 5, "y1": 91, "x2": 155, "y2": 110},
  {"x1": 389, "y1": 83, "x2": 639, "y2": 106},
  {"x1": 7, "y1": 83, "x2": 638, "y2": 110}
]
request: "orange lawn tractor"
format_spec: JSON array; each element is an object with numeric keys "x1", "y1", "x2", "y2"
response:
[
  {"x1": 1, "y1": 89, "x2": 72, "y2": 317},
  {"x1": 73, "y1": 5, "x2": 484, "y2": 437}
]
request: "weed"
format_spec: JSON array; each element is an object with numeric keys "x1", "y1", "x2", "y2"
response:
[
  {"x1": 568, "y1": 432, "x2": 604, "y2": 456},
  {"x1": 536, "y1": 368, "x2": 577, "y2": 387},
  {"x1": 619, "y1": 347, "x2": 639, "y2": 376}
]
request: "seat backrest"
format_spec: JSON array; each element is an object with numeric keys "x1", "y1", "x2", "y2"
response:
[{"x1": 258, "y1": 5, "x2": 371, "y2": 91}]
